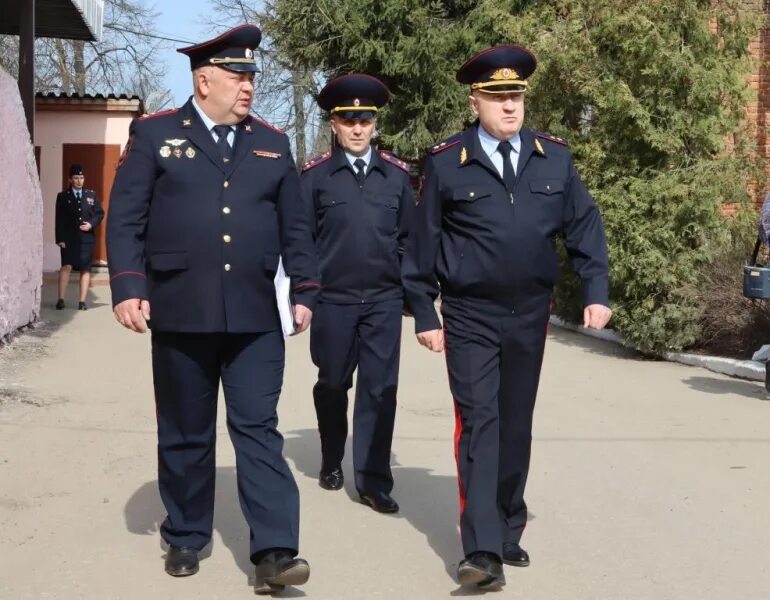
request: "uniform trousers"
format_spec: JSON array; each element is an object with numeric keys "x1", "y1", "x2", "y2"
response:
[
  {"x1": 151, "y1": 330, "x2": 299, "y2": 562},
  {"x1": 441, "y1": 296, "x2": 550, "y2": 558},
  {"x1": 310, "y1": 299, "x2": 402, "y2": 494}
]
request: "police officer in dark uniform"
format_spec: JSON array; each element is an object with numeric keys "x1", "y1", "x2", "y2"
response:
[
  {"x1": 55, "y1": 164, "x2": 104, "y2": 310},
  {"x1": 301, "y1": 74, "x2": 414, "y2": 513},
  {"x1": 402, "y1": 45, "x2": 612, "y2": 589},
  {"x1": 106, "y1": 25, "x2": 320, "y2": 594}
]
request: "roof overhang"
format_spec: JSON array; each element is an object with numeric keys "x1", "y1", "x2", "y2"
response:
[{"x1": 0, "y1": 0, "x2": 104, "y2": 41}]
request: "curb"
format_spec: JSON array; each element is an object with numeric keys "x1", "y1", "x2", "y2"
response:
[{"x1": 549, "y1": 316, "x2": 765, "y2": 382}]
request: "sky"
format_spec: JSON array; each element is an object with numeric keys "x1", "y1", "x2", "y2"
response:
[{"x1": 153, "y1": 0, "x2": 222, "y2": 108}]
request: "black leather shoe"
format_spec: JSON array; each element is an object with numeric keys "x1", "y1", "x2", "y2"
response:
[
  {"x1": 502, "y1": 542, "x2": 530, "y2": 567},
  {"x1": 359, "y1": 491, "x2": 399, "y2": 513},
  {"x1": 318, "y1": 467, "x2": 344, "y2": 490},
  {"x1": 55, "y1": 299, "x2": 65, "y2": 310},
  {"x1": 254, "y1": 551, "x2": 310, "y2": 595},
  {"x1": 164, "y1": 546, "x2": 199, "y2": 577},
  {"x1": 78, "y1": 302, "x2": 87, "y2": 311},
  {"x1": 457, "y1": 552, "x2": 505, "y2": 589}
]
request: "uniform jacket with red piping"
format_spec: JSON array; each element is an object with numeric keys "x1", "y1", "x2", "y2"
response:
[{"x1": 107, "y1": 98, "x2": 320, "y2": 332}]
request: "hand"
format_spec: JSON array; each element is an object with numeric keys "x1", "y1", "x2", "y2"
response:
[
  {"x1": 79, "y1": 222, "x2": 92, "y2": 232},
  {"x1": 416, "y1": 329, "x2": 444, "y2": 352},
  {"x1": 57, "y1": 242, "x2": 66, "y2": 248},
  {"x1": 114, "y1": 298, "x2": 151, "y2": 333},
  {"x1": 583, "y1": 304, "x2": 612, "y2": 330},
  {"x1": 293, "y1": 304, "x2": 313, "y2": 334}
]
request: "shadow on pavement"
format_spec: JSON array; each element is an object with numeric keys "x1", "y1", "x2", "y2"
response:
[
  {"x1": 282, "y1": 427, "x2": 533, "y2": 589},
  {"x1": 547, "y1": 326, "x2": 641, "y2": 360},
  {"x1": 124, "y1": 467, "x2": 265, "y2": 587},
  {"x1": 683, "y1": 375, "x2": 768, "y2": 399}
]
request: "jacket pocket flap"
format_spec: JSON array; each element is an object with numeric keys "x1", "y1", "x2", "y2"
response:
[
  {"x1": 529, "y1": 180, "x2": 564, "y2": 195},
  {"x1": 149, "y1": 252, "x2": 188, "y2": 272},
  {"x1": 451, "y1": 186, "x2": 492, "y2": 202}
]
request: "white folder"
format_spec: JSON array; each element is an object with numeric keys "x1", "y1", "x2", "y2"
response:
[{"x1": 274, "y1": 256, "x2": 296, "y2": 338}]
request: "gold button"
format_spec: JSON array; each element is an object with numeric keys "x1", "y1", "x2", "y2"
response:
[
  {"x1": 223, "y1": 234, "x2": 231, "y2": 243},
  {"x1": 222, "y1": 207, "x2": 231, "y2": 214},
  {"x1": 224, "y1": 264, "x2": 231, "y2": 271},
  {"x1": 223, "y1": 181, "x2": 229, "y2": 188}
]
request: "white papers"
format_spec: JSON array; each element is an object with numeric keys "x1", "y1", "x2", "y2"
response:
[{"x1": 274, "y1": 256, "x2": 296, "y2": 338}]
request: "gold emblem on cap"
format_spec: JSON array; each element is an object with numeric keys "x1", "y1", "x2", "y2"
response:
[
  {"x1": 490, "y1": 68, "x2": 520, "y2": 81},
  {"x1": 185, "y1": 147, "x2": 196, "y2": 158},
  {"x1": 460, "y1": 147, "x2": 467, "y2": 164},
  {"x1": 159, "y1": 146, "x2": 171, "y2": 158}
]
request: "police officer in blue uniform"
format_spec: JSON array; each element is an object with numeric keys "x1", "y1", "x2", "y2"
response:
[
  {"x1": 55, "y1": 164, "x2": 104, "y2": 310},
  {"x1": 301, "y1": 74, "x2": 414, "y2": 513},
  {"x1": 402, "y1": 45, "x2": 612, "y2": 589},
  {"x1": 106, "y1": 25, "x2": 320, "y2": 594}
]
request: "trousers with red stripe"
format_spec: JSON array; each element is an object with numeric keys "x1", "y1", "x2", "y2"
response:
[{"x1": 442, "y1": 296, "x2": 550, "y2": 558}]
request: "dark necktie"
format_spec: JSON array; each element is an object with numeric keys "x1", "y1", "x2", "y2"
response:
[
  {"x1": 353, "y1": 158, "x2": 367, "y2": 185},
  {"x1": 497, "y1": 141, "x2": 517, "y2": 195},
  {"x1": 212, "y1": 125, "x2": 232, "y2": 162}
]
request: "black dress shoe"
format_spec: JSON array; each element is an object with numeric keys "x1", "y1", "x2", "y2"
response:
[
  {"x1": 457, "y1": 552, "x2": 505, "y2": 589},
  {"x1": 359, "y1": 490, "x2": 399, "y2": 513},
  {"x1": 164, "y1": 546, "x2": 199, "y2": 577},
  {"x1": 55, "y1": 299, "x2": 65, "y2": 310},
  {"x1": 318, "y1": 467, "x2": 344, "y2": 490},
  {"x1": 254, "y1": 550, "x2": 310, "y2": 595},
  {"x1": 78, "y1": 301, "x2": 87, "y2": 311},
  {"x1": 502, "y1": 542, "x2": 530, "y2": 567}
]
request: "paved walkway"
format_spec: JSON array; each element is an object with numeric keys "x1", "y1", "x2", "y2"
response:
[{"x1": 1, "y1": 284, "x2": 769, "y2": 599}]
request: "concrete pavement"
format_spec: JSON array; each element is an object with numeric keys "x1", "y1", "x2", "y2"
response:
[{"x1": 1, "y1": 283, "x2": 769, "y2": 599}]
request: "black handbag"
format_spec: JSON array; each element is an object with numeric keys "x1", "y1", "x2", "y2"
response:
[{"x1": 743, "y1": 237, "x2": 770, "y2": 299}]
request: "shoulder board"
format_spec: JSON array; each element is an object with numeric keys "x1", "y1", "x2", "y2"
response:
[
  {"x1": 379, "y1": 150, "x2": 410, "y2": 173},
  {"x1": 429, "y1": 135, "x2": 462, "y2": 155},
  {"x1": 137, "y1": 108, "x2": 179, "y2": 121},
  {"x1": 251, "y1": 117, "x2": 284, "y2": 135},
  {"x1": 302, "y1": 151, "x2": 332, "y2": 173},
  {"x1": 535, "y1": 131, "x2": 569, "y2": 147}
]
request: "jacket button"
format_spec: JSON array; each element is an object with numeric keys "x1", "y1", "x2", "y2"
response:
[
  {"x1": 224, "y1": 263, "x2": 231, "y2": 271},
  {"x1": 223, "y1": 181, "x2": 229, "y2": 188},
  {"x1": 222, "y1": 207, "x2": 231, "y2": 214},
  {"x1": 223, "y1": 235, "x2": 231, "y2": 243}
]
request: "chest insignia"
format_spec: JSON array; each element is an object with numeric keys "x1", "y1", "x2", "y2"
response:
[{"x1": 253, "y1": 150, "x2": 282, "y2": 159}]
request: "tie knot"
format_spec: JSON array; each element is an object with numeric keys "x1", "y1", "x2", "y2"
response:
[
  {"x1": 497, "y1": 140, "x2": 513, "y2": 157},
  {"x1": 353, "y1": 158, "x2": 366, "y2": 172},
  {"x1": 212, "y1": 125, "x2": 230, "y2": 139}
]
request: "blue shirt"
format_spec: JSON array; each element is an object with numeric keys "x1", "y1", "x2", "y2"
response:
[
  {"x1": 344, "y1": 146, "x2": 373, "y2": 174},
  {"x1": 477, "y1": 124, "x2": 521, "y2": 176},
  {"x1": 191, "y1": 97, "x2": 236, "y2": 147}
]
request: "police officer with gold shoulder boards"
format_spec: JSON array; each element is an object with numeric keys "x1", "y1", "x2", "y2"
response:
[
  {"x1": 106, "y1": 25, "x2": 319, "y2": 594},
  {"x1": 402, "y1": 45, "x2": 612, "y2": 589},
  {"x1": 301, "y1": 75, "x2": 414, "y2": 513}
]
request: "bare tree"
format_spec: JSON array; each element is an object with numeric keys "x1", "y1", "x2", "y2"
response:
[{"x1": 0, "y1": 0, "x2": 171, "y2": 112}]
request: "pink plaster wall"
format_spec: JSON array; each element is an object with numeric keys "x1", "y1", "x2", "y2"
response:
[{"x1": 0, "y1": 67, "x2": 43, "y2": 340}]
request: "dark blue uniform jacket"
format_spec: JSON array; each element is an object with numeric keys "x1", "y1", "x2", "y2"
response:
[
  {"x1": 301, "y1": 146, "x2": 414, "y2": 304},
  {"x1": 107, "y1": 99, "x2": 320, "y2": 333},
  {"x1": 403, "y1": 124, "x2": 609, "y2": 333}
]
